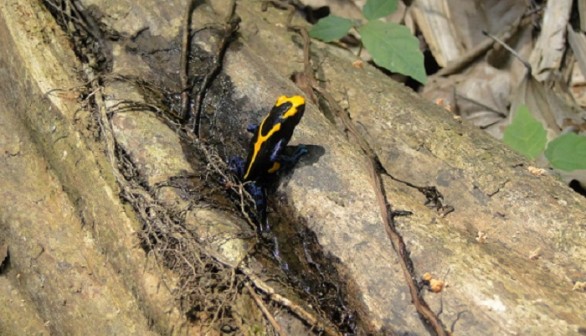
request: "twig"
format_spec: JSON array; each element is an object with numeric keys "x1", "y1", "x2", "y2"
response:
[
  {"x1": 482, "y1": 30, "x2": 532, "y2": 73},
  {"x1": 190, "y1": 0, "x2": 239, "y2": 136},
  {"x1": 246, "y1": 282, "x2": 288, "y2": 336},
  {"x1": 256, "y1": 11, "x2": 445, "y2": 331},
  {"x1": 325, "y1": 87, "x2": 448, "y2": 332},
  {"x1": 368, "y1": 160, "x2": 447, "y2": 336},
  {"x1": 179, "y1": 0, "x2": 197, "y2": 121},
  {"x1": 317, "y1": 86, "x2": 448, "y2": 334},
  {"x1": 288, "y1": 25, "x2": 317, "y2": 103},
  {"x1": 240, "y1": 266, "x2": 342, "y2": 336},
  {"x1": 431, "y1": 13, "x2": 532, "y2": 78}
]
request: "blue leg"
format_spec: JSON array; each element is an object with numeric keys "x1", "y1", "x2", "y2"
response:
[
  {"x1": 291, "y1": 144, "x2": 308, "y2": 161},
  {"x1": 245, "y1": 182, "x2": 267, "y2": 216},
  {"x1": 228, "y1": 156, "x2": 246, "y2": 179},
  {"x1": 278, "y1": 144, "x2": 308, "y2": 168}
]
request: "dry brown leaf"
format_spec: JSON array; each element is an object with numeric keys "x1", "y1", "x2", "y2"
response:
[
  {"x1": 411, "y1": 0, "x2": 463, "y2": 67},
  {"x1": 566, "y1": 27, "x2": 586, "y2": 109},
  {"x1": 476, "y1": 231, "x2": 488, "y2": 244},
  {"x1": 529, "y1": 0, "x2": 572, "y2": 82},
  {"x1": 570, "y1": 65, "x2": 586, "y2": 108},
  {"x1": 573, "y1": 281, "x2": 586, "y2": 292},
  {"x1": 568, "y1": 27, "x2": 586, "y2": 80},
  {"x1": 509, "y1": 72, "x2": 584, "y2": 141},
  {"x1": 527, "y1": 166, "x2": 546, "y2": 176},
  {"x1": 411, "y1": 0, "x2": 526, "y2": 68},
  {"x1": 528, "y1": 247, "x2": 541, "y2": 260},
  {"x1": 421, "y1": 272, "x2": 445, "y2": 293},
  {"x1": 423, "y1": 65, "x2": 511, "y2": 138}
]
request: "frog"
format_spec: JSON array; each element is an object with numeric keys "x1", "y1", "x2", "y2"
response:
[{"x1": 229, "y1": 95, "x2": 307, "y2": 220}]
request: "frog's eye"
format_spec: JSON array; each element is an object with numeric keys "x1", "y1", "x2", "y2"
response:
[{"x1": 276, "y1": 96, "x2": 305, "y2": 120}]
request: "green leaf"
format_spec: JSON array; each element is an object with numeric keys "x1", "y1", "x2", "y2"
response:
[
  {"x1": 309, "y1": 16, "x2": 353, "y2": 43},
  {"x1": 545, "y1": 133, "x2": 586, "y2": 171},
  {"x1": 363, "y1": 0, "x2": 398, "y2": 20},
  {"x1": 357, "y1": 21, "x2": 426, "y2": 83},
  {"x1": 503, "y1": 105, "x2": 547, "y2": 159}
]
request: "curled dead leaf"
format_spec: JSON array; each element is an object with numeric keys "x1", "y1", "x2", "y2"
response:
[
  {"x1": 430, "y1": 279, "x2": 445, "y2": 293},
  {"x1": 528, "y1": 166, "x2": 547, "y2": 177},
  {"x1": 421, "y1": 272, "x2": 445, "y2": 293},
  {"x1": 573, "y1": 281, "x2": 586, "y2": 292},
  {"x1": 529, "y1": 247, "x2": 542, "y2": 260},
  {"x1": 434, "y1": 97, "x2": 453, "y2": 112},
  {"x1": 476, "y1": 231, "x2": 488, "y2": 244}
]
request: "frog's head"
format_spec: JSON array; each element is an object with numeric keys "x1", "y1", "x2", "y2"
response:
[
  {"x1": 275, "y1": 95, "x2": 305, "y2": 119},
  {"x1": 243, "y1": 95, "x2": 306, "y2": 181}
]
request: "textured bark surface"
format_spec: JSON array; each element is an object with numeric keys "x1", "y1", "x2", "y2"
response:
[
  {"x1": 0, "y1": 0, "x2": 585, "y2": 335},
  {"x1": 0, "y1": 1, "x2": 187, "y2": 335}
]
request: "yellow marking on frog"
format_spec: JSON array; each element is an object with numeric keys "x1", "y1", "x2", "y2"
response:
[
  {"x1": 243, "y1": 95, "x2": 305, "y2": 180},
  {"x1": 244, "y1": 121, "x2": 282, "y2": 180},
  {"x1": 276, "y1": 95, "x2": 305, "y2": 118}
]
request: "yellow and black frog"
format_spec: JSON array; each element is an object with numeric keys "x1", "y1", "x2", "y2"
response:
[{"x1": 229, "y1": 95, "x2": 307, "y2": 220}]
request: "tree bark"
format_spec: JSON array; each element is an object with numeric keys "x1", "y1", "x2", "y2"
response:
[{"x1": 0, "y1": 0, "x2": 585, "y2": 335}]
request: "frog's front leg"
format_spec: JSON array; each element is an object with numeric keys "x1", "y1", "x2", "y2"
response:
[{"x1": 289, "y1": 145, "x2": 308, "y2": 162}]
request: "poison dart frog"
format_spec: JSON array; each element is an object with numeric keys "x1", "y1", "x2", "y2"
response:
[{"x1": 229, "y1": 95, "x2": 307, "y2": 218}]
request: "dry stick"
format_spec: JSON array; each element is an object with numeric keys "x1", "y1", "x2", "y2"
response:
[
  {"x1": 319, "y1": 84, "x2": 448, "y2": 336},
  {"x1": 240, "y1": 267, "x2": 342, "y2": 336},
  {"x1": 179, "y1": 0, "x2": 196, "y2": 121},
  {"x1": 190, "y1": 0, "x2": 238, "y2": 136},
  {"x1": 246, "y1": 282, "x2": 288, "y2": 336},
  {"x1": 482, "y1": 30, "x2": 532, "y2": 73},
  {"x1": 368, "y1": 160, "x2": 448, "y2": 336},
  {"x1": 285, "y1": 16, "x2": 449, "y2": 335},
  {"x1": 191, "y1": 240, "x2": 341, "y2": 336},
  {"x1": 262, "y1": 0, "x2": 314, "y2": 102},
  {"x1": 431, "y1": 13, "x2": 531, "y2": 78},
  {"x1": 293, "y1": 26, "x2": 317, "y2": 103}
]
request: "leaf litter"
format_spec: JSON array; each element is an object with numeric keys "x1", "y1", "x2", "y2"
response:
[{"x1": 301, "y1": 0, "x2": 586, "y2": 190}]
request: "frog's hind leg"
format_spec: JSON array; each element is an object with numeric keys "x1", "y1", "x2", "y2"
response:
[{"x1": 278, "y1": 144, "x2": 308, "y2": 169}]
